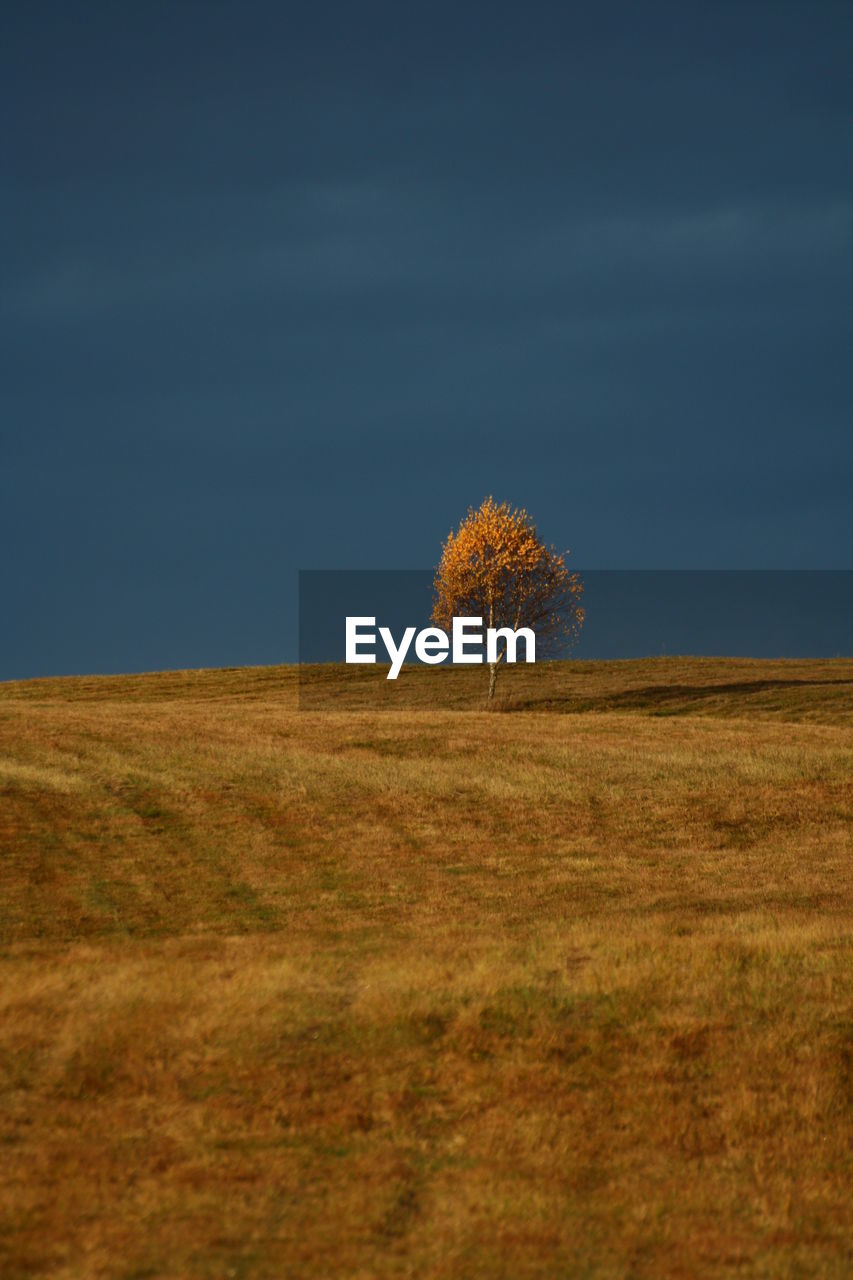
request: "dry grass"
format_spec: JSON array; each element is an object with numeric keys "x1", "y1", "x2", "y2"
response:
[{"x1": 0, "y1": 658, "x2": 851, "y2": 1278}]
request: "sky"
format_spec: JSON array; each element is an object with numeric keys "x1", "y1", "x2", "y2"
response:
[{"x1": 2, "y1": 0, "x2": 852, "y2": 678}]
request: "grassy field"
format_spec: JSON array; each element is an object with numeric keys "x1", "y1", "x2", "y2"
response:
[{"x1": 1, "y1": 657, "x2": 851, "y2": 1279}]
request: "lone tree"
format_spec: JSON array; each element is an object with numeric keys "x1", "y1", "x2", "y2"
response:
[{"x1": 432, "y1": 497, "x2": 584, "y2": 699}]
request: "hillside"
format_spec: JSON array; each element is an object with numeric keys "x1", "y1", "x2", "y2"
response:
[{"x1": 1, "y1": 658, "x2": 852, "y2": 1278}]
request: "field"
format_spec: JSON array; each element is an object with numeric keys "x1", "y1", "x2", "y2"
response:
[{"x1": 1, "y1": 657, "x2": 851, "y2": 1279}]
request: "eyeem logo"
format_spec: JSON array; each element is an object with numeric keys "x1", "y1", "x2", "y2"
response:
[{"x1": 345, "y1": 617, "x2": 535, "y2": 679}]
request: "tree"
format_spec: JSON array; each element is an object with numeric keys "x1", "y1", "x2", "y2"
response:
[{"x1": 432, "y1": 497, "x2": 584, "y2": 699}]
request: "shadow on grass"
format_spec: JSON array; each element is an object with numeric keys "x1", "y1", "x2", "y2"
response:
[{"x1": 496, "y1": 675, "x2": 853, "y2": 715}]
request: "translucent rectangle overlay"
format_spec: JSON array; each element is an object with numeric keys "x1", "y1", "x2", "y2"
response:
[{"x1": 298, "y1": 569, "x2": 852, "y2": 709}]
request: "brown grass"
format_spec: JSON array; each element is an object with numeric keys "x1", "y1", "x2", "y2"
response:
[{"x1": 0, "y1": 657, "x2": 851, "y2": 1278}]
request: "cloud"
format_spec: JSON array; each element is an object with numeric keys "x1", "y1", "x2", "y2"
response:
[{"x1": 4, "y1": 177, "x2": 851, "y2": 327}]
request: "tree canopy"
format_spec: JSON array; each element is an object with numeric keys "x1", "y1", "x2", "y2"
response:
[{"x1": 432, "y1": 497, "x2": 584, "y2": 697}]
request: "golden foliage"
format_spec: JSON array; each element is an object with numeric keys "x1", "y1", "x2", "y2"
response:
[{"x1": 432, "y1": 498, "x2": 584, "y2": 687}]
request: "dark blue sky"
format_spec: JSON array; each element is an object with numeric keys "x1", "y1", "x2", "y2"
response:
[{"x1": 2, "y1": 1, "x2": 852, "y2": 678}]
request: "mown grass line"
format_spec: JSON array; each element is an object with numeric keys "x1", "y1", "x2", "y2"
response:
[{"x1": 0, "y1": 658, "x2": 851, "y2": 1278}]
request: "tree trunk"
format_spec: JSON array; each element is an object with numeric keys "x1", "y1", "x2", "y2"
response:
[{"x1": 488, "y1": 661, "x2": 497, "y2": 700}]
